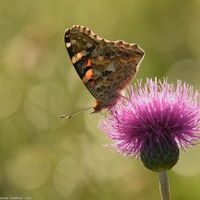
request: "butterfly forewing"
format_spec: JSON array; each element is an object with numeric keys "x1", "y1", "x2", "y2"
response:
[{"x1": 65, "y1": 26, "x2": 102, "y2": 79}]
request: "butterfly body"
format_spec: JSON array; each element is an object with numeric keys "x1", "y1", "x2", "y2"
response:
[{"x1": 64, "y1": 25, "x2": 145, "y2": 115}]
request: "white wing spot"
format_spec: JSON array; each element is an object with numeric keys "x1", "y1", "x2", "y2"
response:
[
  {"x1": 107, "y1": 62, "x2": 115, "y2": 72},
  {"x1": 71, "y1": 57, "x2": 77, "y2": 64},
  {"x1": 66, "y1": 42, "x2": 71, "y2": 48},
  {"x1": 73, "y1": 50, "x2": 88, "y2": 63},
  {"x1": 76, "y1": 52, "x2": 83, "y2": 60},
  {"x1": 87, "y1": 42, "x2": 93, "y2": 48}
]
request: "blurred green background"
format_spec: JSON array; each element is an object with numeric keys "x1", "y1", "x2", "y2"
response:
[{"x1": 1, "y1": 0, "x2": 200, "y2": 199}]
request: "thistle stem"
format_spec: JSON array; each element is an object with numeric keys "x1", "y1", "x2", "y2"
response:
[{"x1": 158, "y1": 171, "x2": 171, "y2": 200}]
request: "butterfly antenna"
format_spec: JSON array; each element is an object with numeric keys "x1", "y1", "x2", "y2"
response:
[{"x1": 60, "y1": 107, "x2": 93, "y2": 119}]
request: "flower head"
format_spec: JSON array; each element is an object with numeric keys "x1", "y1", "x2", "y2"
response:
[{"x1": 99, "y1": 78, "x2": 200, "y2": 172}]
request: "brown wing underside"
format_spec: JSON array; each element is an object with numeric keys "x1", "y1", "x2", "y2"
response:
[{"x1": 65, "y1": 25, "x2": 145, "y2": 106}]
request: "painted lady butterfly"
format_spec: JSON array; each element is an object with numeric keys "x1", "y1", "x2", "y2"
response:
[{"x1": 61, "y1": 25, "x2": 145, "y2": 118}]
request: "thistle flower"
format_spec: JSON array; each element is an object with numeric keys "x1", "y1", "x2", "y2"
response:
[{"x1": 99, "y1": 78, "x2": 200, "y2": 172}]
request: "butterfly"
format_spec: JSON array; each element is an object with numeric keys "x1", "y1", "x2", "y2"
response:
[{"x1": 60, "y1": 25, "x2": 145, "y2": 118}]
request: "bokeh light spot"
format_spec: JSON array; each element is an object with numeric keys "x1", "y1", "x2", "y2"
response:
[
  {"x1": 24, "y1": 82, "x2": 70, "y2": 130},
  {"x1": 5, "y1": 145, "x2": 51, "y2": 189}
]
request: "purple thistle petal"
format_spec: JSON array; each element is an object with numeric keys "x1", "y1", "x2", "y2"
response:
[{"x1": 99, "y1": 78, "x2": 200, "y2": 159}]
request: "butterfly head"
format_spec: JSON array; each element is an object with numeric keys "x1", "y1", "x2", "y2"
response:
[{"x1": 91, "y1": 96, "x2": 120, "y2": 114}]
